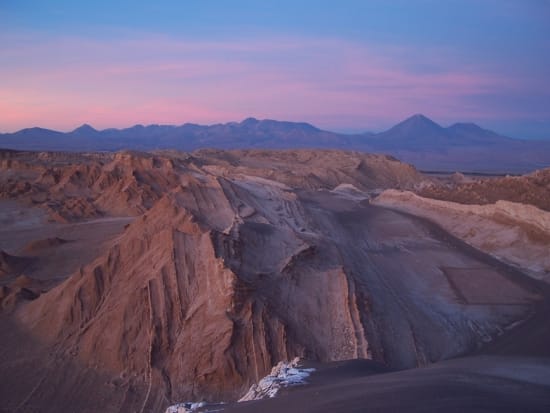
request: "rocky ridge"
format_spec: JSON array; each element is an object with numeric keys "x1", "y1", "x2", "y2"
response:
[{"x1": 418, "y1": 168, "x2": 550, "y2": 211}]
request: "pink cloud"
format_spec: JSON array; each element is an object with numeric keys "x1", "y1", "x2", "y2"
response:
[{"x1": 0, "y1": 32, "x2": 542, "y2": 132}]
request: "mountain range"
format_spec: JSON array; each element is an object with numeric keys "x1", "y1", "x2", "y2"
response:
[{"x1": 1, "y1": 114, "x2": 549, "y2": 173}]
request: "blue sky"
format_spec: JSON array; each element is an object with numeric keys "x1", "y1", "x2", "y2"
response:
[{"x1": 1, "y1": 0, "x2": 549, "y2": 138}]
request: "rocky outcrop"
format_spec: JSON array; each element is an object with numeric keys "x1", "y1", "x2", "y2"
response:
[
  {"x1": 192, "y1": 149, "x2": 422, "y2": 191},
  {"x1": 16, "y1": 174, "x2": 375, "y2": 406},
  {"x1": 1, "y1": 149, "x2": 422, "y2": 223},
  {"x1": 418, "y1": 167, "x2": 550, "y2": 211},
  {"x1": 373, "y1": 189, "x2": 550, "y2": 280},
  {"x1": 0, "y1": 249, "x2": 29, "y2": 276},
  {"x1": 0, "y1": 150, "x2": 183, "y2": 221},
  {"x1": 0, "y1": 250, "x2": 41, "y2": 311},
  {"x1": 237, "y1": 357, "x2": 314, "y2": 402}
]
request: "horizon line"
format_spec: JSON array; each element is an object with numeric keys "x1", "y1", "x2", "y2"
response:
[{"x1": 1, "y1": 113, "x2": 542, "y2": 140}]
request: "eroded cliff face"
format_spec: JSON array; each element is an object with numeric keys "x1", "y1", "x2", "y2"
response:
[
  {"x1": 16, "y1": 171, "x2": 376, "y2": 407},
  {"x1": 0, "y1": 149, "x2": 420, "y2": 223},
  {"x1": 0, "y1": 151, "x2": 183, "y2": 222},
  {"x1": 2, "y1": 149, "x2": 544, "y2": 411}
]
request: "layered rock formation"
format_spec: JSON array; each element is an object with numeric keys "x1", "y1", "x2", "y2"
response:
[
  {"x1": 373, "y1": 189, "x2": 550, "y2": 281},
  {"x1": 0, "y1": 149, "x2": 546, "y2": 412}
]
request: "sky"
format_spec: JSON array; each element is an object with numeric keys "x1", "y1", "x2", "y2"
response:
[{"x1": 1, "y1": 0, "x2": 550, "y2": 138}]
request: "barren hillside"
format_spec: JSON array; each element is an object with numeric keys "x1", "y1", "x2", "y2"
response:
[{"x1": 0, "y1": 149, "x2": 548, "y2": 413}]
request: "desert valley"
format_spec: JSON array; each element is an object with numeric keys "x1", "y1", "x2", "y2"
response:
[{"x1": 0, "y1": 143, "x2": 549, "y2": 412}]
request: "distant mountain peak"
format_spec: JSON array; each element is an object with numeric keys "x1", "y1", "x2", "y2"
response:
[
  {"x1": 386, "y1": 114, "x2": 444, "y2": 136},
  {"x1": 72, "y1": 124, "x2": 98, "y2": 134},
  {"x1": 411, "y1": 113, "x2": 430, "y2": 120},
  {"x1": 401, "y1": 114, "x2": 441, "y2": 127},
  {"x1": 14, "y1": 127, "x2": 62, "y2": 137},
  {"x1": 241, "y1": 117, "x2": 260, "y2": 126},
  {"x1": 448, "y1": 122, "x2": 484, "y2": 131}
]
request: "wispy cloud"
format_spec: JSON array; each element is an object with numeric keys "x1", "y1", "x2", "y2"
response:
[{"x1": 0, "y1": 31, "x2": 545, "y2": 132}]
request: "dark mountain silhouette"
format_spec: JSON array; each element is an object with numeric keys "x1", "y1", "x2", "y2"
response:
[
  {"x1": 364, "y1": 115, "x2": 550, "y2": 173},
  {"x1": 447, "y1": 122, "x2": 515, "y2": 145},
  {"x1": 368, "y1": 114, "x2": 518, "y2": 151},
  {"x1": 1, "y1": 115, "x2": 549, "y2": 173},
  {"x1": 71, "y1": 124, "x2": 100, "y2": 136},
  {"x1": 371, "y1": 114, "x2": 447, "y2": 150},
  {"x1": 13, "y1": 127, "x2": 64, "y2": 139}
]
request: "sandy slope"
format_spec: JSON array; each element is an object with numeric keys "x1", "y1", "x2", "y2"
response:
[
  {"x1": 373, "y1": 189, "x2": 550, "y2": 281},
  {"x1": 224, "y1": 356, "x2": 550, "y2": 413}
]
